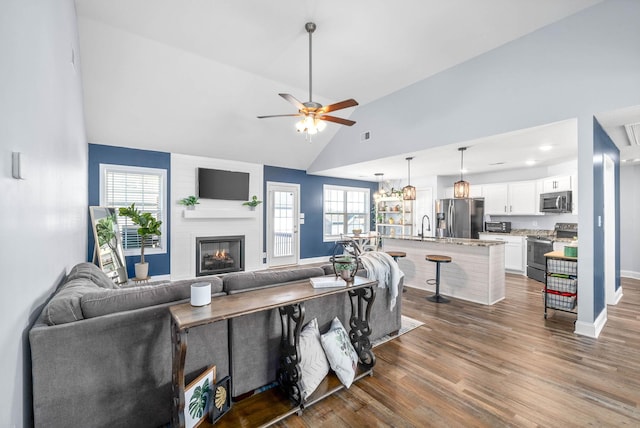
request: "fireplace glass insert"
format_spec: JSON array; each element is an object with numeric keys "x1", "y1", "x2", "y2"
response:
[{"x1": 196, "y1": 235, "x2": 245, "y2": 276}]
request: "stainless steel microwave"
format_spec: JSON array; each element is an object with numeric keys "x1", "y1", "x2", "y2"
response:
[{"x1": 540, "y1": 191, "x2": 572, "y2": 213}]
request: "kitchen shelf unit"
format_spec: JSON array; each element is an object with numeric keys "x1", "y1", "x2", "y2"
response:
[
  {"x1": 543, "y1": 251, "x2": 578, "y2": 319},
  {"x1": 375, "y1": 196, "x2": 414, "y2": 238}
]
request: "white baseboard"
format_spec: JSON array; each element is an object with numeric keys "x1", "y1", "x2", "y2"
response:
[
  {"x1": 610, "y1": 286, "x2": 623, "y2": 305},
  {"x1": 575, "y1": 307, "x2": 607, "y2": 338},
  {"x1": 621, "y1": 270, "x2": 640, "y2": 280}
]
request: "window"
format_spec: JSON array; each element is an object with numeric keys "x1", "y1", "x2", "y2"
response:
[
  {"x1": 323, "y1": 185, "x2": 370, "y2": 241},
  {"x1": 100, "y1": 164, "x2": 167, "y2": 256}
]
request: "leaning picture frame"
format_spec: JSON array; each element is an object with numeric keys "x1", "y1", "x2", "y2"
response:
[
  {"x1": 209, "y1": 376, "x2": 232, "y2": 423},
  {"x1": 184, "y1": 365, "x2": 216, "y2": 428}
]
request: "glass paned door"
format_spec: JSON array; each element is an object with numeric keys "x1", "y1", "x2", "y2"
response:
[{"x1": 267, "y1": 182, "x2": 299, "y2": 267}]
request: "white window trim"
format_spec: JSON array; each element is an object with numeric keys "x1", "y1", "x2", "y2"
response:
[
  {"x1": 323, "y1": 184, "x2": 371, "y2": 242},
  {"x1": 99, "y1": 163, "x2": 168, "y2": 257}
]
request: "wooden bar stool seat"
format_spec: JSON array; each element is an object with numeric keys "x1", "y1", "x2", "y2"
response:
[
  {"x1": 425, "y1": 255, "x2": 452, "y2": 303},
  {"x1": 386, "y1": 251, "x2": 406, "y2": 262},
  {"x1": 387, "y1": 251, "x2": 408, "y2": 293}
]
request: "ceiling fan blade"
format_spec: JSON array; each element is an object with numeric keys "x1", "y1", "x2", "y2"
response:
[
  {"x1": 318, "y1": 115, "x2": 356, "y2": 126},
  {"x1": 257, "y1": 113, "x2": 304, "y2": 119},
  {"x1": 318, "y1": 99, "x2": 359, "y2": 114},
  {"x1": 279, "y1": 93, "x2": 306, "y2": 111}
]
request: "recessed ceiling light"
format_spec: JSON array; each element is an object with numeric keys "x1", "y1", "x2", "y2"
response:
[
  {"x1": 525, "y1": 160, "x2": 536, "y2": 166},
  {"x1": 539, "y1": 145, "x2": 553, "y2": 151}
]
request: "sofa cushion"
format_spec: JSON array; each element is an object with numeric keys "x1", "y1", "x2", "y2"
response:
[
  {"x1": 81, "y1": 277, "x2": 224, "y2": 318},
  {"x1": 320, "y1": 317, "x2": 359, "y2": 388},
  {"x1": 67, "y1": 262, "x2": 119, "y2": 289},
  {"x1": 299, "y1": 318, "x2": 330, "y2": 400},
  {"x1": 223, "y1": 267, "x2": 326, "y2": 294},
  {"x1": 44, "y1": 279, "x2": 102, "y2": 325}
]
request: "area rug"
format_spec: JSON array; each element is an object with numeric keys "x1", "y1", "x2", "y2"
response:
[{"x1": 372, "y1": 315, "x2": 424, "y2": 348}]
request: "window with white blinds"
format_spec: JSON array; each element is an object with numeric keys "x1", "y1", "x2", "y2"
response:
[
  {"x1": 323, "y1": 185, "x2": 370, "y2": 241},
  {"x1": 100, "y1": 164, "x2": 167, "y2": 256}
]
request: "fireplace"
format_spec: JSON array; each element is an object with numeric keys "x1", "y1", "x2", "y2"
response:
[{"x1": 196, "y1": 235, "x2": 245, "y2": 276}]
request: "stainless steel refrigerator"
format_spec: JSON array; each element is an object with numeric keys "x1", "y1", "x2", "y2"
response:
[{"x1": 439, "y1": 198, "x2": 485, "y2": 239}]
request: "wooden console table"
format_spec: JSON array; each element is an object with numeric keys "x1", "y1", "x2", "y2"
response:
[{"x1": 169, "y1": 276, "x2": 377, "y2": 427}]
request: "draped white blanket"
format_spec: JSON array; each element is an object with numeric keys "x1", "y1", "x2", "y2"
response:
[{"x1": 359, "y1": 251, "x2": 404, "y2": 310}]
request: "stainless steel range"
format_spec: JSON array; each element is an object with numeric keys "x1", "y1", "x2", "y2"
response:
[{"x1": 526, "y1": 223, "x2": 577, "y2": 283}]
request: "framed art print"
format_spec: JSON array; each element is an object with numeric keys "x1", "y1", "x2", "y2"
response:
[
  {"x1": 210, "y1": 376, "x2": 232, "y2": 423},
  {"x1": 184, "y1": 365, "x2": 216, "y2": 428}
]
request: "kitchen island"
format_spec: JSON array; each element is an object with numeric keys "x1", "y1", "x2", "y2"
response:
[{"x1": 382, "y1": 236, "x2": 506, "y2": 305}]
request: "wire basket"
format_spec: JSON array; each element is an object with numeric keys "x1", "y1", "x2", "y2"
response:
[
  {"x1": 547, "y1": 259, "x2": 577, "y2": 276},
  {"x1": 543, "y1": 289, "x2": 577, "y2": 311},
  {"x1": 546, "y1": 274, "x2": 577, "y2": 293}
]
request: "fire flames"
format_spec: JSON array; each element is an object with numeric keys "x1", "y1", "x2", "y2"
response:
[{"x1": 215, "y1": 249, "x2": 228, "y2": 259}]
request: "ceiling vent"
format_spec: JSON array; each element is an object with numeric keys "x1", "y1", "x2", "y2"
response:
[
  {"x1": 624, "y1": 122, "x2": 640, "y2": 146},
  {"x1": 360, "y1": 131, "x2": 372, "y2": 142}
]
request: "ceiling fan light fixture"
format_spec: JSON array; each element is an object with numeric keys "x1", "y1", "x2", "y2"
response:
[
  {"x1": 454, "y1": 147, "x2": 470, "y2": 198},
  {"x1": 295, "y1": 116, "x2": 326, "y2": 136},
  {"x1": 257, "y1": 22, "x2": 358, "y2": 138}
]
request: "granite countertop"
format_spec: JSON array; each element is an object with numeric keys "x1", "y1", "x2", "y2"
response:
[
  {"x1": 383, "y1": 236, "x2": 505, "y2": 247},
  {"x1": 479, "y1": 229, "x2": 577, "y2": 243}
]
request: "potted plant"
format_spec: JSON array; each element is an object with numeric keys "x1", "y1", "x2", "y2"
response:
[
  {"x1": 118, "y1": 203, "x2": 163, "y2": 279},
  {"x1": 333, "y1": 255, "x2": 357, "y2": 282},
  {"x1": 242, "y1": 195, "x2": 262, "y2": 211},
  {"x1": 179, "y1": 195, "x2": 200, "y2": 210}
]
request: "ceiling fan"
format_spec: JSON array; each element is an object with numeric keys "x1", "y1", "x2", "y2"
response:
[{"x1": 257, "y1": 22, "x2": 359, "y2": 136}]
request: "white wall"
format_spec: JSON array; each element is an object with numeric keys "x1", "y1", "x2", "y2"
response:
[
  {"x1": 620, "y1": 164, "x2": 640, "y2": 278},
  {"x1": 171, "y1": 154, "x2": 264, "y2": 279},
  {"x1": 0, "y1": 1, "x2": 87, "y2": 426}
]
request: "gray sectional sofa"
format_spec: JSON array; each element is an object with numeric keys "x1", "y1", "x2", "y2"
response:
[{"x1": 29, "y1": 261, "x2": 403, "y2": 428}]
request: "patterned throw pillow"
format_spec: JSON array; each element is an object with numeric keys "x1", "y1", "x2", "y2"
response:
[
  {"x1": 320, "y1": 317, "x2": 359, "y2": 388},
  {"x1": 298, "y1": 318, "x2": 330, "y2": 400}
]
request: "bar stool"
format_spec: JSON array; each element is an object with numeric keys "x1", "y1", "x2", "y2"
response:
[
  {"x1": 386, "y1": 251, "x2": 407, "y2": 293},
  {"x1": 425, "y1": 255, "x2": 452, "y2": 303},
  {"x1": 386, "y1": 251, "x2": 406, "y2": 263}
]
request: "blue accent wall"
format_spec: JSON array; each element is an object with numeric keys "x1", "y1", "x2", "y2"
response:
[
  {"x1": 592, "y1": 119, "x2": 621, "y2": 315},
  {"x1": 263, "y1": 166, "x2": 378, "y2": 259},
  {"x1": 88, "y1": 144, "x2": 171, "y2": 277}
]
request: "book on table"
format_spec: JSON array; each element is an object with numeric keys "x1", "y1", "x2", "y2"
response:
[{"x1": 310, "y1": 276, "x2": 347, "y2": 288}]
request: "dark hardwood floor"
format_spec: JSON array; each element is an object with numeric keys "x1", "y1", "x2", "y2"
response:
[{"x1": 272, "y1": 274, "x2": 640, "y2": 427}]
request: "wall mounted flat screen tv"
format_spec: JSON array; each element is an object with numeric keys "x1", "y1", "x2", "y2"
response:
[{"x1": 198, "y1": 168, "x2": 249, "y2": 201}]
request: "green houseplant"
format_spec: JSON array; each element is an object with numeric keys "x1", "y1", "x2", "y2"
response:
[
  {"x1": 118, "y1": 203, "x2": 163, "y2": 279},
  {"x1": 178, "y1": 195, "x2": 200, "y2": 210},
  {"x1": 242, "y1": 195, "x2": 262, "y2": 210}
]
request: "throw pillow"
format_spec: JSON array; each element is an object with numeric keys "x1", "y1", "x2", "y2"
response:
[
  {"x1": 320, "y1": 317, "x2": 359, "y2": 388},
  {"x1": 298, "y1": 318, "x2": 330, "y2": 400}
]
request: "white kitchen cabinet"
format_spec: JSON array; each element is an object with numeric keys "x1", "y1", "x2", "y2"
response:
[
  {"x1": 542, "y1": 175, "x2": 572, "y2": 192},
  {"x1": 479, "y1": 233, "x2": 526, "y2": 273},
  {"x1": 482, "y1": 184, "x2": 509, "y2": 214},
  {"x1": 508, "y1": 181, "x2": 538, "y2": 214},
  {"x1": 483, "y1": 181, "x2": 537, "y2": 215}
]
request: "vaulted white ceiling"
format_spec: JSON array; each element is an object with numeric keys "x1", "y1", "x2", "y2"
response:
[{"x1": 75, "y1": 0, "x2": 605, "y2": 176}]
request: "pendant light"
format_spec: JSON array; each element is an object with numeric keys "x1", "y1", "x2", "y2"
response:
[
  {"x1": 453, "y1": 147, "x2": 470, "y2": 198},
  {"x1": 373, "y1": 172, "x2": 385, "y2": 200},
  {"x1": 402, "y1": 157, "x2": 416, "y2": 201}
]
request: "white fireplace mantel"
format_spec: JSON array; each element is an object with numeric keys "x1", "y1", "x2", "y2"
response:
[{"x1": 182, "y1": 209, "x2": 258, "y2": 219}]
